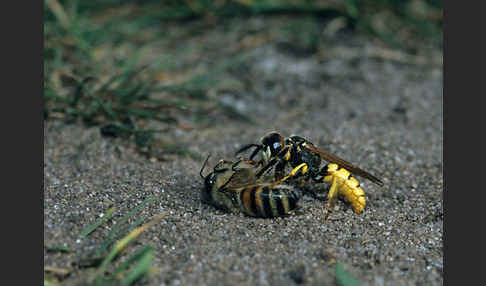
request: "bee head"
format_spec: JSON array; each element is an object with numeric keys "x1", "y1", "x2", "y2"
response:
[
  {"x1": 200, "y1": 155, "x2": 215, "y2": 190},
  {"x1": 201, "y1": 158, "x2": 235, "y2": 192},
  {"x1": 204, "y1": 172, "x2": 217, "y2": 190},
  {"x1": 261, "y1": 132, "x2": 284, "y2": 160}
]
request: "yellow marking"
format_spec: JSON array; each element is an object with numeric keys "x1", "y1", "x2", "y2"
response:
[
  {"x1": 339, "y1": 184, "x2": 366, "y2": 213},
  {"x1": 269, "y1": 163, "x2": 308, "y2": 187},
  {"x1": 347, "y1": 177, "x2": 359, "y2": 188},
  {"x1": 268, "y1": 189, "x2": 278, "y2": 215},
  {"x1": 290, "y1": 163, "x2": 308, "y2": 176},
  {"x1": 284, "y1": 149, "x2": 291, "y2": 161},
  {"x1": 254, "y1": 187, "x2": 264, "y2": 216},
  {"x1": 242, "y1": 188, "x2": 255, "y2": 216},
  {"x1": 350, "y1": 187, "x2": 366, "y2": 213},
  {"x1": 322, "y1": 163, "x2": 367, "y2": 217}
]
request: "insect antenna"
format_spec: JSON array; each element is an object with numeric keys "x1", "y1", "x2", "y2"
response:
[
  {"x1": 200, "y1": 154, "x2": 211, "y2": 179},
  {"x1": 235, "y1": 144, "x2": 262, "y2": 159},
  {"x1": 248, "y1": 145, "x2": 263, "y2": 160}
]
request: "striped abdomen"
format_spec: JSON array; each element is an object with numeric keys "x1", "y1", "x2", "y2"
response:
[
  {"x1": 336, "y1": 169, "x2": 366, "y2": 214},
  {"x1": 339, "y1": 182, "x2": 366, "y2": 214},
  {"x1": 236, "y1": 184, "x2": 301, "y2": 218}
]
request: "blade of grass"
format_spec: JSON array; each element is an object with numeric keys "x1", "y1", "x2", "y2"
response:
[
  {"x1": 108, "y1": 197, "x2": 159, "y2": 232},
  {"x1": 44, "y1": 266, "x2": 71, "y2": 277},
  {"x1": 120, "y1": 247, "x2": 155, "y2": 286},
  {"x1": 156, "y1": 141, "x2": 203, "y2": 160},
  {"x1": 96, "y1": 72, "x2": 126, "y2": 94},
  {"x1": 71, "y1": 77, "x2": 95, "y2": 107},
  {"x1": 110, "y1": 245, "x2": 154, "y2": 279},
  {"x1": 117, "y1": 107, "x2": 178, "y2": 123},
  {"x1": 87, "y1": 93, "x2": 120, "y2": 122},
  {"x1": 334, "y1": 263, "x2": 360, "y2": 286},
  {"x1": 96, "y1": 216, "x2": 145, "y2": 258},
  {"x1": 94, "y1": 212, "x2": 165, "y2": 283},
  {"x1": 79, "y1": 206, "x2": 116, "y2": 238},
  {"x1": 96, "y1": 197, "x2": 159, "y2": 255},
  {"x1": 43, "y1": 279, "x2": 59, "y2": 286},
  {"x1": 118, "y1": 82, "x2": 149, "y2": 106},
  {"x1": 45, "y1": 245, "x2": 70, "y2": 253},
  {"x1": 45, "y1": 0, "x2": 70, "y2": 29}
]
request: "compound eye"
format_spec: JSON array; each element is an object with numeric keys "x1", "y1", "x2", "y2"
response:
[
  {"x1": 273, "y1": 142, "x2": 281, "y2": 151},
  {"x1": 262, "y1": 132, "x2": 283, "y2": 155},
  {"x1": 204, "y1": 173, "x2": 216, "y2": 189}
]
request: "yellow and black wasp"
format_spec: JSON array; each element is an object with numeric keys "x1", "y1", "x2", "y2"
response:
[
  {"x1": 199, "y1": 154, "x2": 307, "y2": 218},
  {"x1": 235, "y1": 132, "x2": 384, "y2": 217}
]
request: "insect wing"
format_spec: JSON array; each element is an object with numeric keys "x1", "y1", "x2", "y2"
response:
[
  {"x1": 224, "y1": 168, "x2": 259, "y2": 191},
  {"x1": 303, "y1": 144, "x2": 384, "y2": 186}
]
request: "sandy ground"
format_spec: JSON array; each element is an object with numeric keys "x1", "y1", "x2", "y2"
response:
[{"x1": 44, "y1": 24, "x2": 443, "y2": 285}]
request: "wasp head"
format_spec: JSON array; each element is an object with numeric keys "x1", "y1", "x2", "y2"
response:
[
  {"x1": 260, "y1": 132, "x2": 284, "y2": 161},
  {"x1": 288, "y1": 135, "x2": 312, "y2": 147}
]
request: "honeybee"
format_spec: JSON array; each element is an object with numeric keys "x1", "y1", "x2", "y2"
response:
[
  {"x1": 199, "y1": 155, "x2": 306, "y2": 218},
  {"x1": 235, "y1": 132, "x2": 384, "y2": 217}
]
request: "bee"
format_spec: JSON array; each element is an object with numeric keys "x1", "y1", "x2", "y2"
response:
[
  {"x1": 235, "y1": 132, "x2": 384, "y2": 217},
  {"x1": 199, "y1": 154, "x2": 306, "y2": 218}
]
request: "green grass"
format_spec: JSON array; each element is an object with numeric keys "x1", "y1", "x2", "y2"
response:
[
  {"x1": 334, "y1": 262, "x2": 361, "y2": 286},
  {"x1": 44, "y1": 0, "x2": 257, "y2": 161},
  {"x1": 79, "y1": 206, "x2": 116, "y2": 238},
  {"x1": 92, "y1": 212, "x2": 164, "y2": 285},
  {"x1": 44, "y1": 198, "x2": 163, "y2": 286},
  {"x1": 94, "y1": 197, "x2": 159, "y2": 257}
]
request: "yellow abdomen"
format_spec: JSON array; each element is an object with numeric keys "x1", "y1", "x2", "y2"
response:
[
  {"x1": 339, "y1": 182, "x2": 366, "y2": 214},
  {"x1": 324, "y1": 165, "x2": 366, "y2": 214}
]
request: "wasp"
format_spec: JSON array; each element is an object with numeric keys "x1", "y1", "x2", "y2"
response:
[
  {"x1": 235, "y1": 132, "x2": 384, "y2": 217},
  {"x1": 199, "y1": 154, "x2": 307, "y2": 218}
]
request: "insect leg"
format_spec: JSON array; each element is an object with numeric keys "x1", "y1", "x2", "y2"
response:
[
  {"x1": 213, "y1": 159, "x2": 236, "y2": 171},
  {"x1": 269, "y1": 162, "x2": 309, "y2": 188},
  {"x1": 274, "y1": 160, "x2": 287, "y2": 180},
  {"x1": 255, "y1": 157, "x2": 279, "y2": 178},
  {"x1": 231, "y1": 159, "x2": 244, "y2": 171},
  {"x1": 323, "y1": 176, "x2": 338, "y2": 221}
]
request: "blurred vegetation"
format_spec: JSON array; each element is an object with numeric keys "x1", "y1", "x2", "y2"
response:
[{"x1": 44, "y1": 0, "x2": 442, "y2": 160}]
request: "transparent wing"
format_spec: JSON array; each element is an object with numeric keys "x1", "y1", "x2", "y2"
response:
[{"x1": 303, "y1": 144, "x2": 384, "y2": 186}]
